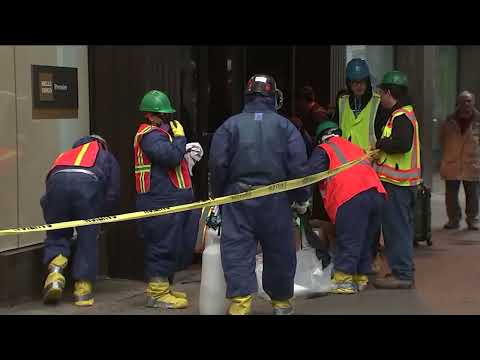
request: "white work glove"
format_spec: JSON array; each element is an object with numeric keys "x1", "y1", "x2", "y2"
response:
[
  {"x1": 186, "y1": 142, "x2": 204, "y2": 161},
  {"x1": 291, "y1": 200, "x2": 310, "y2": 215},
  {"x1": 184, "y1": 142, "x2": 204, "y2": 175}
]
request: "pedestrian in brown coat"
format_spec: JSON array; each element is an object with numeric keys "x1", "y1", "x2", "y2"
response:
[{"x1": 440, "y1": 91, "x2": 480, "y2": 230}]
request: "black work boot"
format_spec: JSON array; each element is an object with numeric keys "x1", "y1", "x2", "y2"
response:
[
  {"x1": 443, "y1": 221, "x2": 460, "y2": 230},
  {"x1": 372, "y1": 274, "x2": 414, "y2": 290},
  {"x1": 467, "y1": 220, "x2": 479, "y2": 231}
]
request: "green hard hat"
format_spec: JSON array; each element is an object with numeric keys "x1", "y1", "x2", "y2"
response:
[
  {"x1": 379, "y1": 71, "x2": 408, "y2": 88},
  {"x1": 139, "y1": 90, "x2": 176, "y2": 113},
  {"x1": 315, "y1": 120, "x2": 340, "y2": 140}
]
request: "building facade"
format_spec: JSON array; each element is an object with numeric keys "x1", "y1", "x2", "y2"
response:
[{"x1": 0, "y1": 45, "x2": 475, "y2": 303}]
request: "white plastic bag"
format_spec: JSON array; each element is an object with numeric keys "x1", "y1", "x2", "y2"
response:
[
  {"x1": 256, "y1": 247, "x2": 333, "y2": 300},
  {"x1": 199, "y1": 227, "x2": 230, "y2": 315}
]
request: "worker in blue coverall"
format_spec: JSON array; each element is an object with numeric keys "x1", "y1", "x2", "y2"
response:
[
  {"x1": 208, "y1": 74, "x2": 310, "y2": 315},
  {"x1": 134, "y1": 90, "x2": 202, "y2": 310},
  {"x1": 41, "y1": 135, "x2": 120, "y2": 306}
]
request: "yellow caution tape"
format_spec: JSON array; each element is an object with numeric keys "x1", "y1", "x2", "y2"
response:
[{"x1": 0, "y1": 154, "x2": 370, "y2": 237}]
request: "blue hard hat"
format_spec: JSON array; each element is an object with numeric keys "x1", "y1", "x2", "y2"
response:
[{"x1": 346, "y1": 58, "x2": 370, "y2": 81}]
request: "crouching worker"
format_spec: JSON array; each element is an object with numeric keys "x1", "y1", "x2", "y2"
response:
[
  {"x1": 41, "y1": 135, "x2": 120, "y2": 306},
  {"x1": 304, "y1": 121, "x2": 386, "y2": 294}
]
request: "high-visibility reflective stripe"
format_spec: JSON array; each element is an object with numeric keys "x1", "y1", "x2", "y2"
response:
[
  {"x1": 411, "y1": 125, "x2": 418, "y2": 169},
  {"x1": 52, "y1": 169, "x2": 98, "y2": 181},
  {"x1": 377, "y1": 175, "x2": 421, "y2": 185},
  {"x1": 157, "y1": 127, "x2": 189, "y2": 189},
  {"x1": 158, "y1": 128, "x2": 173, "y2": 142},
  {"x1": 134, "y1": 125, "x2": 155, "y2": 194},
  {"x1": 339, "y1": 96, "x2": 347, "y2": 131},
  {"x1": 140, "y1": 172, "x2": 146, "y2": 193},
  {"x1": 175, "y1": 167, "x2": 185, "y2": 188},
  {"x1": 377, "y1": 166, "x2": 421, "y2": 179},
  {"x1": 135, "y1": 126, "x2": 152, "y2": 163},
  {"x1": 327, "y1": 141, "x2": 348, "y2": 164},
  {"x1": 376, "y1": 105, "x2": 422, "y2": 185},
  {"x1": 74, "y1": 143, "x2": 91, "y2": 166},
  {"x1": 403, "y1": 110, "x2": 420, "y2": 171},
  {"x1": 368, "y1": 95, "x2": 380, "y2": 146},
  {"x1": 325, "y1": 140, "x2": 372, "y2": 168},
  {"x1": 135, "y1": 165, "x2": 151, "y2": 172}
]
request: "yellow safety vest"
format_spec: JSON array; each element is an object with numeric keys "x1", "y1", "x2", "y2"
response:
[
  {"x1": 338, "y1": 93, "x2": 380, "y2": 151},
  {"x1": 375, "y1": 105, "x2": 422, "y2": 186}
]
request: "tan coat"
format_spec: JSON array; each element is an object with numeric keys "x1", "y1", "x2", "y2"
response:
[{"x1": 440, "y1": 109, "x2": 480, "y2": 181}]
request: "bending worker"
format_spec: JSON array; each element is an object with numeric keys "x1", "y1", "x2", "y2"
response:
[
  {"x1": 134, "y1": 90, "x2": 202, "y2": 310},
  {"x1": 42, "y1": 135, "x2": 120, "y2": 306},
  {"x1": 209, "y1": 74, "x2": 310, "y2": 315},
  {"x1": 304, "y1": 121, "x2": 386, "y2": 293}
]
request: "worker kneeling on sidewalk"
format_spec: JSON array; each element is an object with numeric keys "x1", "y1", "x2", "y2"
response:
[
  {"x1": 41, "y1": 135, "x2": 120, "y2": 306},
  {"x1": 134, "y1": 90, "x2": 202, "y2": 310},
  {"x1": 304, "y1": 121, "x2": 386, "y2": 294}
]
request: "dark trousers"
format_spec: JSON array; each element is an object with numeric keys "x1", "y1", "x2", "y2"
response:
[
  {"x1": 445, "y1": 180, "x2": 479, "y2": 225},
  {"x1": 41, "y1": 172, "x2": 103, "y2": 282},
  {"x1": 334, "y1": 188, "x2": 384, "y2": 275},
  {"x1": 381, "y1": 182, "x2": 416, "y2": 281},
  {"x1": 221, "y1": 184, "x2": 296, "y2": 300}
]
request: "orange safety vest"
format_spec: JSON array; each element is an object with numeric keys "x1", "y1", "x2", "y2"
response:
[
  {"x1": 134, "y1": 123, "x2": 192, "y2": 194},
  {"x1": 51, "y1": 141, "x2": 100, "y2": 169},
  {"x1": 318, "y1": 136, "x2": 386, "y2": 223}
]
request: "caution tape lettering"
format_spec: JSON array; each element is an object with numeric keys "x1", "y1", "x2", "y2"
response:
[{"x1": 0, "y1": 154, "x2": 370, "y2": 237}]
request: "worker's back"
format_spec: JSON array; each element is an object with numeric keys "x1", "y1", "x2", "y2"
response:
[
  {"x1": 209, "y1": 95, "x2": 309, "y2": 201},
  {"x1": 228, "y1": 101, "x2": 290, "y2": 186}
]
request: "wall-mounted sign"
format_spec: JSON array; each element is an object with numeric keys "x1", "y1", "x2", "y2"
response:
[{"x1": 32, "y1": 65, "x2": 79, "y2": 119}]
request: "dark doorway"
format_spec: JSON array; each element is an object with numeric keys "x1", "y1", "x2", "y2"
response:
[
  {"x1": 88, "y1": 46, "x2": 198, "y2": 280},
  {"x1": 294, "y1": 46, "x2": 331, "y2": 110},
  {"x1": 89, "y1": 45, "x2": 332, "y2": 280},
  {"x1": 246, "y1": 46, "x2": 293, "y2": 117}
]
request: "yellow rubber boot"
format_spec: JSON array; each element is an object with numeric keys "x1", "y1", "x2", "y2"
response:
[
  {"x1": 74, "y1": 280, "x2": 94, "y2": 306},
  {"x1": 330, "y1": 271, "x2": 357, "y2": 294},
  {"x1": 146, "y1": 280, "x2": 189, "y2": 309},
  {"x1": 170, "y1": 290, "x2": 187, "y2": 299},
  {"x1": 43, "y1": 254, "x2": 68, "y2": 304},
  {"x1": 353, "y1": 274, "x2": 369, "y2": 292},
  {"x1": 271, "y1": 299, "x2": 294, "y2": 315},
  {"x1": 227, "y1": 295, "x2": 253, "y2": 315}
]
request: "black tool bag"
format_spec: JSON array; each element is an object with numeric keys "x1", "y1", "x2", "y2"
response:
[{"x1": 414, "y1": 182, "x2": 432, "y2": 246}]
